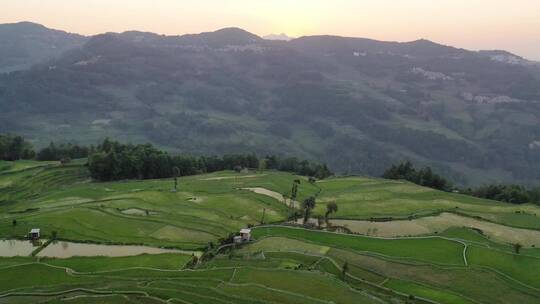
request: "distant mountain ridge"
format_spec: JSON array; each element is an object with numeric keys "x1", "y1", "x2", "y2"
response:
[
  {"x1": 1, "y1": 22, "x2": 540, "y2": 186},
  {"x1": 264, "y1": 33, "x2": 294, "y2": 41},
  {"x1": 0, "y1": 21, "x2": 87, "y2": 73}
]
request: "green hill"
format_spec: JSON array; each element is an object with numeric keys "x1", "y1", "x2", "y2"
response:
[{"x1": 1, "y1": 160, "x2": 540, "y2": 303}]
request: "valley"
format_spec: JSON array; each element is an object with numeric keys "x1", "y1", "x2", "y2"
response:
[{"x1": 1, "y1": 22, "x2": 540, "y2": 185}]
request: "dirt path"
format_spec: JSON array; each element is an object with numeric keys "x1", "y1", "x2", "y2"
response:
[
  {"x1": 201, "y1": 175, "x2": 264, "y2": 181},
  {"x1": 241, "y1": 187, "x2": 284, "y2": 202},
  {"x1": 240, "y1": 187, "x2": 300, "y2": 208},
  {"x1": 330, "y1": 212, "x2": 540, "y2": 247}
]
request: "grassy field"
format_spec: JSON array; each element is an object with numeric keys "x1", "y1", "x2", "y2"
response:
[
  {"x1": 251, "y1": 227, "x2": 466, "y2": 265},
  {"x1": 1, "y1": 160, "x2": 540, "y2": 303},
  {"x1": 315, "y1": 176, "x2": 540, "y2": 230},
  {"x1": 0, "y1": 163, "x2": 318, "y2": 249},
  {"x1": 238, "y1": 233, "x2": 540, "y2": 304}
]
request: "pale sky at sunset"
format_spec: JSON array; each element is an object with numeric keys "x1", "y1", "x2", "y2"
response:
[{"x1": 1, "y1": 0, "x2": 539, "y2": 60}]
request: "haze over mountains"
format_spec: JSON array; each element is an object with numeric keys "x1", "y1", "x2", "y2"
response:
[
  {"x1": 1, "y1": 22, "x2": 540, "y2": 185},
  {"x1": 263, "y1": 33, "x2": 294, "y2": 41}
]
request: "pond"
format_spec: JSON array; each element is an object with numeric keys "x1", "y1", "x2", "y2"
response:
[
  {"x1": 0, "y1": 239, "x2": 41, "y2": 257},
  {"x1": 37, "y1": 241, "x2": 190, "y2": 258}
]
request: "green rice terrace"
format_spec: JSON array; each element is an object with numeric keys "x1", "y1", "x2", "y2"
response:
[{"x1": 1, "y1": 160, "x2": 540, "y2": 303}]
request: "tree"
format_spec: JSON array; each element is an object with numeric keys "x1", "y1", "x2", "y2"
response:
[
  {"x1": 290, "y1": 179, "x2": 300, "y2": 209},
  {"x1": 514, "y1": 243, "x2": 522, "y2": 254},
  {"x1": 325, "y1": 202, "x2": 338, "y2": 225},
  {"x1": 172, "y1": 166, "x2": 180, "y2": 191},
  {"x1": 382, "y1": 161, "x2": 451, "y2": 191},
  {"x1": 51, "y1": 231, "x2": 58, "y2": 240},
  {"x1": 0, "y1": 134, "x2": 34, "y2": 161},
  {"x1": 302, "y1": 196, "x2": 316, "y2": 223},
  {"x1": 85, "y1": 139, "x2": 332, "y2": 182},
  {"x1": 188, "y1": 254, "x2": 199, "y2": 268},
  {"x1": 258, "y1": 158, "x2": 267, "y2": 174}
]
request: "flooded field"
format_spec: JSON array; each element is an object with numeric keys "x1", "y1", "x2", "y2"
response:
[
  {"x1": 0, "y1": 239, "x2": 40, "y2": 257},
  {"x1": 37, "y1": 241, "x2": 191, "y2": 258}
]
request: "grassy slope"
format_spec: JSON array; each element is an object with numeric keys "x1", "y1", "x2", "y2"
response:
[
  {"x1": 239, "y1": 234, "x2": 540, "y2": 304},
  {"x1": 315, "y1": 176, "x2": 540, "y2": 230},
  {"x1": 251, "y1": 227, "x2": 465, "y2": 265},
  {"x1": 0, "y1": 164, "x2": 319, "y2": 249},
  {"x1": 1, "y1": 160, "x2": 540, "y2": 304}
]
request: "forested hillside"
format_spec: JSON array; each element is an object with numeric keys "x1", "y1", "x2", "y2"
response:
[{"x1": 1, "y1": 22, "x2": 540, "y2": 185}]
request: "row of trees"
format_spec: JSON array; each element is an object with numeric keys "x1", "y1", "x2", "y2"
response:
[
  {"x1": 462, "y1": 184, "x2": 540, "y2": 205},
  {"x1": 0, "y1": 135, "x2": 332, "y2": 180},
  {"x1": 0, "y1": 134, "x2": 91, "y2": 162},
  {"x1": 0, "y1": 134, "x2": 35, "y2": 161},
  {"x1": 382, "y1": 161, "x2": 452, "y2": 191},
  {"x1": 37, "y1": 142, "x2": 90, "y2": 161},
  {"x1": 88, "y1": 139, "x2": 333, "y2": 181},
  {"x1": 382, "y1": 161, "x2": 540, "y2": 205}
]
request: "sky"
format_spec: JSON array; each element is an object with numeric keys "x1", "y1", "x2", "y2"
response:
[{"x1": 1, "y1": 0, "x2": 539, "y2": 60}]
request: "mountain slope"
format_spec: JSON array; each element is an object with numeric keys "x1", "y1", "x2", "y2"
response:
[
  {"x1": 0, "y1": 22, "x2": 87, "y2": 73},
  {"x1": 1, "y1": 24, "x2": 540, "y2": 185}
]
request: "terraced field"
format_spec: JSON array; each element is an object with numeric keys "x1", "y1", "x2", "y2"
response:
[
  {"x1": 0, "y1": 162, "x2": 317, "y2": 249},
  {"x1": 315, "y1": 177, "x2": 540, "y2": 230},
  {"x1": 1, "y1": 161, "x2": 540, "y2": 303}
]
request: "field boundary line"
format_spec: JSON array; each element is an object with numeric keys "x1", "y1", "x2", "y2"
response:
[
  {"x1": 143, "y1": 286, "x2": 234, "y2": 304},
  {"x1": 225, "y1": 258, "x2": 434, "y2": 304},
  {"x1": 37, "y1": 262, "x2": 209, "y2": 275},
  {"x1": 252, "y1": 226, "x2": 468, "y2": 266},
  {"x1": 0, "y1": 262, "x2": 38, "y2": 270},
  {"x1": 472, "y1": 265, "x2": 540, "y2": 293},
  {"x1": 463, "y1": 244, "x2": 468, "y2": 266},
  {"x1": 255, "y1": 235, "x2": 464, "y2": 267},
  {"x1": 224, "y1": 282, "x2": 332, "y2": 304},
  {"x1": 314, "y1": 255, "x2": 442, "y2": 304},
  {"x1": 229, "y1": 268, "x2": 237, "y2": 282},
  {"x1": 59, "y1": 294, "x2": 127, "y2": 301},
  {"x1": 143, "y1": 280, "x2": 275, "y2": 304},
  {"x1": 255, "y1": 224, "x2": 469, "y2": 243},
  {"x1": 0, "y1": 288, "x2": 154, "y2": 300},
  {"x1": 201, "y1": 264, "x2": 384, "y2": 302}
]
